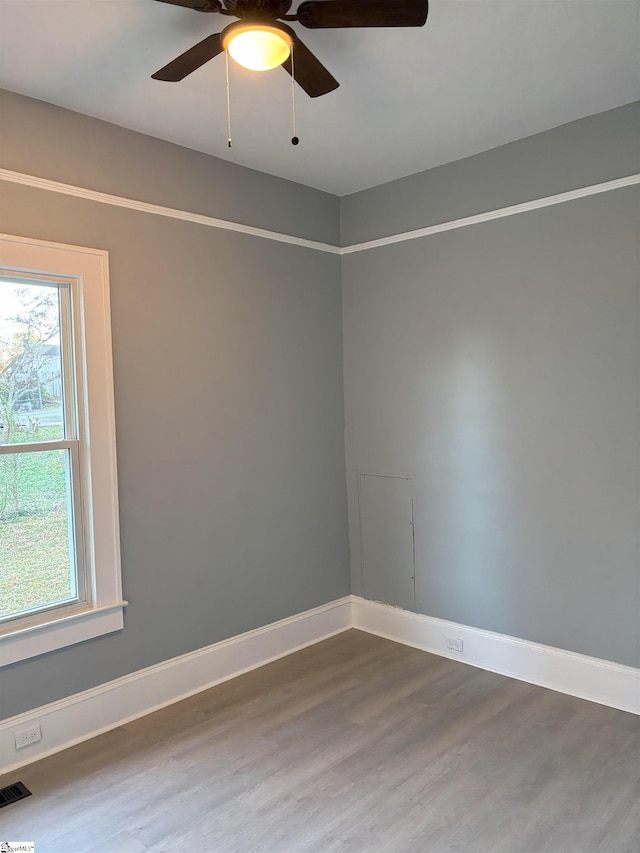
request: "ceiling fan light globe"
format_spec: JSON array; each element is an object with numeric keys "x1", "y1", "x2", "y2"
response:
[{"x1": 223, "y1": 25, "x2": 292, "y2": 71}]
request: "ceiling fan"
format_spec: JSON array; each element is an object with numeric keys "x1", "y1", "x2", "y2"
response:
[{"x1": 152, "y1": 0, "x2": 430, "y2": 97}]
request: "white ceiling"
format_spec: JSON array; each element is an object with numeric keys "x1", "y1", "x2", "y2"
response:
[{"x1": 1, "y1": 0, "x2": 638, "y2": 196}]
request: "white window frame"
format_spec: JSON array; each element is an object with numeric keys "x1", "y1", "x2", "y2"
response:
[{"x1": 0, "y1": 234, "x2": 126, "y2": 666}]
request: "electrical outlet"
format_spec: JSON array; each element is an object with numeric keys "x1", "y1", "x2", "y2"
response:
[
  {"x1": 445, "y1": 637, "x2": 464, "y2": 653},
  {"x1": 15, "y1": 724, "x2": 42, "y2": 750}
]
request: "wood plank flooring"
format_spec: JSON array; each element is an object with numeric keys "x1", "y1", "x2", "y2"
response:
[{"x1": 1, "y1": 630, "x2": 638, "y2": 852}]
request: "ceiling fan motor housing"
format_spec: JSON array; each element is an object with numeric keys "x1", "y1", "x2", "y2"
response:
[
  {"x1": 193, "y1": 1, "x2": 223, "y2": 12},
  {"x1": 224, "y1": 0, "x2": 293, "y2": 19}
]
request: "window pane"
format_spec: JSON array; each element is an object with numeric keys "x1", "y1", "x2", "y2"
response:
[
  {"x1": 0, "y1": 280, "x2": 65, "y2": 444},
  {"x1": 0, "y1": 449, "x2": 78, "y2": 620}
]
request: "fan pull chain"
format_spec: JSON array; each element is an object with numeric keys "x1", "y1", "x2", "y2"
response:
[
  {"x1": 291, "y1": 42, "x2": 299, "y2": 146},
  {"x1": 225, "y1": 51, "x2": 233, "y2": 148}
]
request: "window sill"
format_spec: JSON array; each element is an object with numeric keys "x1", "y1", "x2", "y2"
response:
[{"x1": 0, "y1": 601, "x2": 128, "y2": 667}]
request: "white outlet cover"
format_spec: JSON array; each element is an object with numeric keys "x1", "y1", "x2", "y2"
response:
[{"x1": 14, "y1": 724, "x2": 42, "y2": 750}]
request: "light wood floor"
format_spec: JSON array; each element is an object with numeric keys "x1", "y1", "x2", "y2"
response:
[{"x1": 1, "y1": 630, "x2": 638, "y2": 853}]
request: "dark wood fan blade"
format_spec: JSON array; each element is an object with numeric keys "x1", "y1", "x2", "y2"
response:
[
  {"x1": 152, "y1": 32, "x2": 223, "y2": 81},
  {"x1": 154, "y1": 0, "x2": 222, "y2": 11},
  {"x1": 297, "y1": 0, "x2": 428, "y2": 28},
  {"x1": 282, "y1": 37, "x2": 339, "y2": 97},
  {"x1": 282, "y1": 36, "x2": 340, "y2": 98}
]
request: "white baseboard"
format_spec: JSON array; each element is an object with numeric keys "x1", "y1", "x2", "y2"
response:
[
  {"x1": 0, "y1": 596, "x2": 352, "y2": 775},
  {"x1": 3, "y1": 593, "x2": 637, "y2": 775},
  {"x1": 351, "y1": 596, "x2": 640, "y2": 716}
]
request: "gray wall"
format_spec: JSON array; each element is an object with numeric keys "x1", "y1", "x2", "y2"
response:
[
  {"x1": 0, "y1": 94, "x2": 349, "y2": 719},
  {"x1": 341, "y1": 102, "x2": 640, "y2": 245},
  {"x1": 1, "y1": 91, "x2": 638, "y2": 719},
  {"x1": 0, "y1": 89, "x2": 339, "y2": 246},
  {"x1": 342, "y1": 106, "x2": 640, "y2": 667}
]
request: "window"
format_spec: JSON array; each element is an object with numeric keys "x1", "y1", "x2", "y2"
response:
[{"x1": 0, "y1": 235, "x2": 125, "y2": 666}]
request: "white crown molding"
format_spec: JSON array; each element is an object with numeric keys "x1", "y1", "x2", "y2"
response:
[
  {"x1": 1, "y1": 168, "x2": 638, "y2": 257},
  {"x1": 351, "y1": 596, "x2": 640, "y2": 716},
  {"x1": 0, "y1": 596, "x2": 352, "y2": 775},
  {"x1": 0, "y1": 169, "x2": 341, "y2": 256}
]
